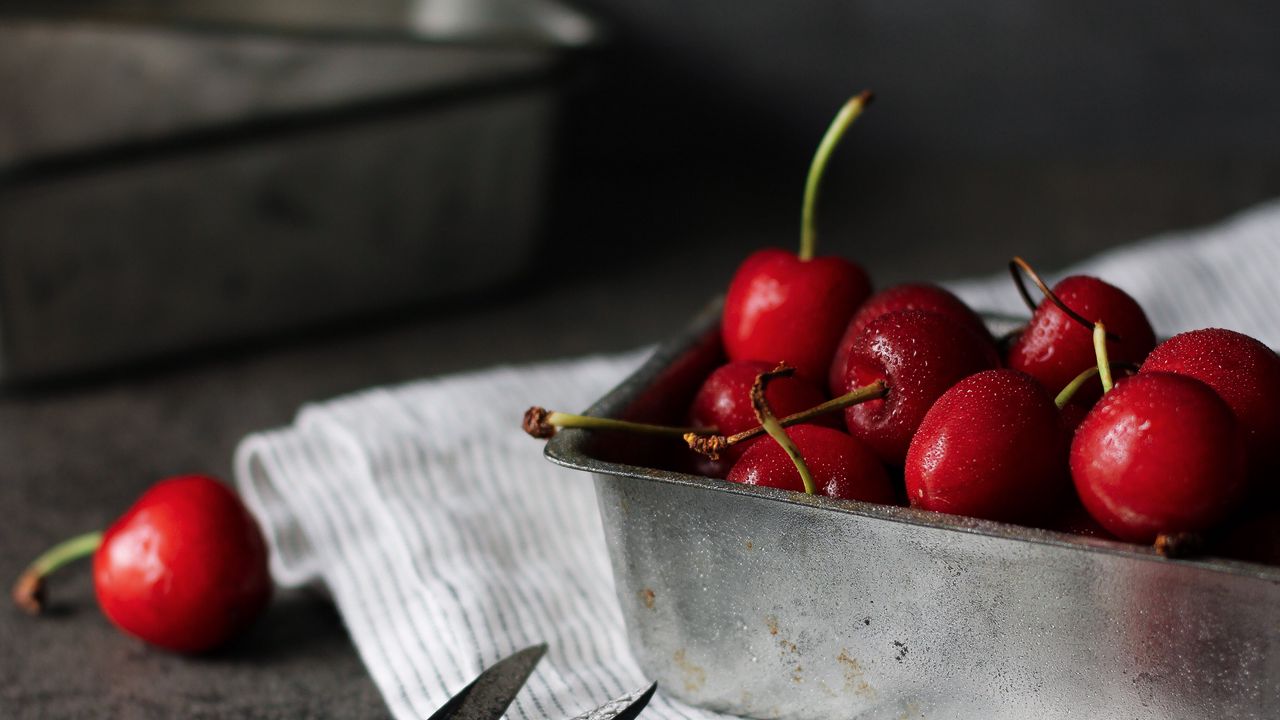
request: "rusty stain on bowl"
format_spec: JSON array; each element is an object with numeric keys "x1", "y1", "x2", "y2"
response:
[
  {"x1": 640, "y1": 588, "x2": 655, "y2": 610},
  {"x1": 746, "y1": 539, "x2": 753, "y2": 550},
  {"x1": 837, "y1": 649, "x2": 876, "y2": 698},
  {"x1": 673, "y1": 648, "x2": 706, "y2": 693}
]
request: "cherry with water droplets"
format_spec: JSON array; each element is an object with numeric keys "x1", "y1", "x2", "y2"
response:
[
  {"x1": 1070, "y1": 372, "x2": 1247, "y2": 544},
  {"x1": 905, "y1": 369, "x2": 1070, "y2": 524},
  {"x1": 829, "y1": 283, "x2": 993, "y2": 395},
  {"x1": 1008, "y1": 270, "x2": 1156, "y2": 402},
  {"x1": 728, "y1": 424, "x2": 896, "y2": 503},
  {"x1": 689, "y1": 360, "x2": 835, "y2": 468},
  {"x1": 839, "y1": 309, "x2": 1001, "y2": 466},
  {"x1": 1140, "y1": 328, "x2": 1280, "y2": 488}
]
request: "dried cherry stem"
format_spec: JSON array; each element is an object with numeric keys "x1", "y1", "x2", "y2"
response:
[
  {"x1": 800, "y1": 90, "x2": 873, "y2": 261},
  {"x1": 12, "y1": 530, "x2": 103, "y2": 615},
  {"x1": 1154, "y1": 531, "x2": 1203, "y2": 559},
  {"x1": 1093, "y1": 322, "x2": 1114, "y2": 393},
  {"x1": 1008, "y1": 256, "x2": 1121, "y2": 341},
  {"x1": 522, "y1": 406, "x2": 715, "y2": 440},
  {"x1": 685, "y1": 379, "x2": 888, "y2": 459},
  {"x1": 750, "y1": 364, "x2": 817, "y2": 495}
]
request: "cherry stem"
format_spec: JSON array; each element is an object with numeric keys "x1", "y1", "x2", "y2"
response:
[
  {"x1": 685, "y1": 380, "x2": 888, "y2": 459},
  {"x1": 1008, "y1": 256, "x2": 1121, "y2": 341},
  {"x1": 12, "y1": 530, "x2": 103, "y2": 615},
  {"x1": 1053, "y1": 362, "x2": 1138, "y2": 408},
  {"x1": 800, "y1": 90, "x2": 873, "y2": 262},
  {"x1": 1094, "y1": 322, "x2": 1114, "y2": 393},
  {"x1": 522, "y1": 406, "x2": 715, "y2": 440},
  {"x1": 750, "y1": 364, "x2": 817, "y2": 495}
]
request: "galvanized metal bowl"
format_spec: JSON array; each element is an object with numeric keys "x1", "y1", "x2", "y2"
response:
[{"x1": 544, "y1": 301, "x2": 1280, "y2": 720}]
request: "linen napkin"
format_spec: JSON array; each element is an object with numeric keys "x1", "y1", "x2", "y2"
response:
[{"x1": 236, "y1": 198, "x2": 1280, "y2": 720}]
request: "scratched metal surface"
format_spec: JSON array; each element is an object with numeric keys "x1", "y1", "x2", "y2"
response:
[{"x1": 545, "y1": 304, "x2": 1280, "y2": 720}]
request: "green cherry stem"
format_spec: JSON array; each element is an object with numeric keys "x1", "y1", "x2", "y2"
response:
[
  {"x1": 1055, "y1": 367, "x2": 1100, "y2": 409},
  {"x1": 1054, "y1": 361, "x2": 1141, "y2": 408},
  {"x1": 523, "y1": 407, "x2": 715, "y2": 440},
  {"x1": 685, "y1": 379, "x2": 888, "y2": 459},
  {"x1": 750, "y1": 364, "x2": 817, "y2": 495},
  {"x1": 799, "y1": 90, "x2": 874, "y2": 262},
  {"x1": 1094, "y1": 322, "x2": 1114, "y2": 393},
  {"x1": 12, "y1": 530, "x2": 103, "y2": 615}
]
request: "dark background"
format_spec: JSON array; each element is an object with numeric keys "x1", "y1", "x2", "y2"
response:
[
  {"x1": 4, "y1": 2, "x2": 1280, "y2": 717},
  {"x1": 552, "y1": 1, "x2": 1280, "y2": 281}
]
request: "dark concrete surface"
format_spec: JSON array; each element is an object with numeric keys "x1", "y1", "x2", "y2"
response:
[{"x1": 3, "y1": 162, "x2": 1279, "y2": 717}]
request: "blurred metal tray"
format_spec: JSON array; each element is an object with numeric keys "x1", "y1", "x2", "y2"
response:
[
  {"x1": 0, "y1": 1, "x2": 595, "y2": 382},
  {"x1": 544, "y1": 300, "x2": 1280, "y2": 720}
]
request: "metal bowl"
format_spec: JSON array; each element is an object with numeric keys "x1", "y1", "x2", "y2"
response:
[{"x1": 545, "y1": 300, "x2": 1280, "y2": 720}]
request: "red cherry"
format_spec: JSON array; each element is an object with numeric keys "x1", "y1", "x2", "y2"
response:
[
  {"x1": 1009, "y1": 275, "x2": 1156, "y2": 401},
  {"x1": 1070, "y1": 373, "x2": 1247, "y2": 544},
  {"x1": 690, "y1": 360, "x2": 835, "y2": 465},
  {"x1": 727, "y1": 424, "x2": 896, "y2": 503},
  {"x1": 905, "y1": 369, "x2": 1070, "y2": 524},
  {"x1": 1140, "y1": 328, "x2": 1280, "y2": 484},
  {"x1": 93, "y1": 475, "x2": 272, "y2": 653},
  {"x1": 721, "y1": 92, "x2": 875, "y2": 386},
  {"x1": 839, "y1": 310, "x2": 1001, "y2": 466},
  {"x1": 829, "y1": 283, "x2": 993, "y2": 395},
  {"x1": 722, "y1": 248, "x2": 871, "y2": 384}
]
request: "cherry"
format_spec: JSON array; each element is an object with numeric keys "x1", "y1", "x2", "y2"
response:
[
  {"x1": 728, "y1": 424, "x2": 896, "y2": 503},
  {"x1": 828, "y1": 283, "x2": 993, "y2": 395},
  {"x1": 838, "y1": 309, "x2": 1001, "y2": 466},
  {"x1": 1007, "y1": 262, "x2": 1156, "y2": 402},
  {"x1": 689, "y1": 360, "x2": 835, "y2": 466},
  {"x1": 1070, "y1": 372, "x2": 1247, "y2": 544},
  {"x1": 904, "y1": 369, "x2": 1070, "y2": 524},
  {"x1": 1140, "y1": 328, "x2": 1280, "y2": 485},
  {"x1": 13, "y1": 475, "x2": 272, "y2": 653},
  {"x1": 722, "y1": 92, "x2": 874, "y2": 384}
]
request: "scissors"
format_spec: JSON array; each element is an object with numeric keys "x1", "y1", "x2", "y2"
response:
[{"x1": 428, "y1": 644, "x2": 657, "y2": 720}]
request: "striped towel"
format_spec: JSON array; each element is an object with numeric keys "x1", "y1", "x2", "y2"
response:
[{"x1": 235, "y1": 199, "x2": 1280, "y2": 719}]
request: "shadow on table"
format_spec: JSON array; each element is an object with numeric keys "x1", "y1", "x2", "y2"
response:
[{"x1": 203, "y1": 587, "x2": 351, "y2": 665}]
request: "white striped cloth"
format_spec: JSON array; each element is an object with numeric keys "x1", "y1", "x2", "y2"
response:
[{"x1": 235, "y1": 198, "x2": 1280, "y2": 719}]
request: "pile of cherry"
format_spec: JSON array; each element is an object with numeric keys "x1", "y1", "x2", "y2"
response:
[{"x1": 527, "y1": 92, "x2": 1280, "y2": 563}]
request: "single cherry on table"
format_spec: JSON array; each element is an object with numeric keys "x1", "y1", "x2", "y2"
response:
[
  {"x1": 722, "y1": 92, "x2": 874, "y2": 384},
  {"x1": 13, "y1": 474, "x2": 273, "y2": 654}
]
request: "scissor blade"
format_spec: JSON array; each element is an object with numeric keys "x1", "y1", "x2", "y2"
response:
[
  {"x1": 428, "y1": 644, "x2": 548, "y2": 720},
  {"x1": 567, "y1": 682, "x2": 658, "y2": 720}
]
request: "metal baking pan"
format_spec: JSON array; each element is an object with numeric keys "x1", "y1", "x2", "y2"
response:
[
  {"x1": 544, "y1": 300, "x2": 1280, "y2": 720},
  {"x1": 0, "y1": 2, "x2": 594, "y2": 383}
]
